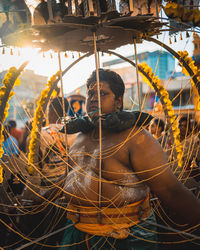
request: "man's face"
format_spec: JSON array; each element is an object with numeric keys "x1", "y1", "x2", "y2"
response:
[
  {"x1": 86, "y1": 81, "x2": 122, "y2": 118},
  {"x1": 179, "y1": 120, "x2": 189, "y2": 137}
]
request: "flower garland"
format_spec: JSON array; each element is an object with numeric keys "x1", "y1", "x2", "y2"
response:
[
  {"x1": 163, "y1": 2, "x2": 200, "y2": 26},
  {"x1": 0, "y1": 67, "x2": 22, "y2": 183},
  {"x1": 139, "y1": 62, "x2": 183, "y2": 167},
  {"x1": 28, "y1": 71, "x2": 60, "y2": 175},
  {"x1": 177, "y1": 51, "x2": 200, "y2": 111}
]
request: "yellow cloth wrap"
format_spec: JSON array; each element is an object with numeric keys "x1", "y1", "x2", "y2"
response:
[{"x1": 67, "y1": 195, "x2": 150, "y2": 239}]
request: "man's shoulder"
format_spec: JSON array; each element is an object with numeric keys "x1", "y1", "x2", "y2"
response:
[
  {"x1": 41, "y1": 124, "x2": 59, "y2": 134},
  {"x1": 126, "y1": 127, "x2": 159, "y2": 149}
]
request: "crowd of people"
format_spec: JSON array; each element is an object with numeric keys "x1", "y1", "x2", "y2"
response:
[
  {"x1": 149, "y1": 116, "x2": 200, "y2": 180},
  {"x1": 0, "y1": 69, "x2": 200, "y2": 249}
]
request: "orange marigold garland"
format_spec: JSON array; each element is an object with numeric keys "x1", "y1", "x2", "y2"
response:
[
  {"x1": 0, "y1": 67, "x2": 23, "y2": 183},
  {"x1": 163, "y1": 2, "x2": 200, "y2": 27},
  {"x1": 177, "y1": 51, "x2": 200, "y2": 112},
  {"x1": 28, "y1": 71, "x2": 60, "y2": 175},
  {"x1": 139, "y1": 62, "x2": 183, "y2": 167}
]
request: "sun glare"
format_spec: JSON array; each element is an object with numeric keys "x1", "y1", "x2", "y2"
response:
[
  {"x1": 0, "y1": 47, "x2": 61, "y2": 77},
  {"x1": 0, "y1": 46, "x2": 93, "y2": 94}
]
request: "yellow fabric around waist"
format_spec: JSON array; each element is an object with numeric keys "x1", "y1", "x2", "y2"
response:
[{"x1": 67, "y1": 195, "x2": 150, "y2": 239}]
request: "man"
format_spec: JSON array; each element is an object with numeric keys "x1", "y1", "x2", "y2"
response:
[
  {"x1": 149, "y1": 118, "x2": 165, "y2": 139},
  {"x1": 178, "y1": 116, "x2": 200, "y2": 181},
  {"x1": 149, "y1": 118, "x2": 169, "y2": 150},
  {"x1": 179, "y1": 116, "x2": 191, "y2": 142},
  {"x1": 39, "y1": 96, "x2": 77, "y2": 186},
  {"x1": 26, "y1": 97, "x2": 76, "y2": 189},
  {"x1": 2, "y1": 124, "x2": 19, "y2": 159},
  {"x1": 7, "y1": 119, "x2": 23, "y2": 144},
  {"x1": 56, "y1": 69, "x2": 200, "y2": 249},
  {"x1": 2, "y1": 124, "x2": 25, "y2": 195}
]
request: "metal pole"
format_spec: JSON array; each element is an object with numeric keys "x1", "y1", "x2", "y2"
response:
[
  {"x1": 58, "y1": 52, "x2": 69, "y2": 175},
  {"x1": 93, "y1": 31, "x2": 102, "y2": 224},
  {"x1": 134, "y1": 40, "x2": 141, "y2": 111},
  {"x1": 47, "y1": 0, "x2": 54, "y2": 21}
]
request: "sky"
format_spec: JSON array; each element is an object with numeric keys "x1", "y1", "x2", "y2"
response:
[
  {"x1": 0, "y1": 31, "x2": 194, "y2": 94},
  {"x1": 0, "y1": 3, "x2": 196, "y2": 94}
]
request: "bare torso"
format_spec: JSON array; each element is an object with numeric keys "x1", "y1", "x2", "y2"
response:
[{"x1": 64, "y1": 128, "x2": 149, "y2": 207}]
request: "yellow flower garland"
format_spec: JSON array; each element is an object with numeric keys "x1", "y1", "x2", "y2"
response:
[
  {"x1": 28, "y1": 71, "x2": 60, "y2": 175},
  {"x1": 163, "y1": 2, "x2": 200, "y2": 26},
  {"x1": 139, "y1": 62, "x2": 183, "y2": 167},
  {"x1": 177, "y1": 51, "x2": 200, "y2": 111},
  {"x1": 0, "y1": 67, "x2": 22, "y2": 183}
]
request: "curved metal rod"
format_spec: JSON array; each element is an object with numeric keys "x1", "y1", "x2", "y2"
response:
[
  {"x1": 0, "y1": 61, "x2": 29, "y2": 122},
  {"x1": 105, "y1": 50, "x2": 168, "y2": 114},
  {"x1": 105, "y1": 50, "x2": 177, "y2": 160},
  {"x1": 27, "y1": 52, "x2": 92, "y2": 192},
  {"x1": 39, "y1": 51, "x2": 92, "y2": 131},
  {"x1": 147, "y1": 37, "x2": 200, "y2": 94},
  {"x1": 62, "y1": 52, "x2": 92, "y2": 77}
]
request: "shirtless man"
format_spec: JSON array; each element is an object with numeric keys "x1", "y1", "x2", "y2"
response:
[
  {"x1": 59, "y1": 69, "x2": 200, "y2": 249},
  {"x1": 24, "y1": 97, "x2": 76, "y2": 199}
]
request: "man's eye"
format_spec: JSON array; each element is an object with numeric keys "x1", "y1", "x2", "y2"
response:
[{"x1": 100, "y1": 92, "x2": 106, "y2": 96}]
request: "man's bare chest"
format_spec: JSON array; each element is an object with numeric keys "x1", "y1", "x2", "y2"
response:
[{"x1": 69, "y1": 133, "x2": 131, "y2": 175}]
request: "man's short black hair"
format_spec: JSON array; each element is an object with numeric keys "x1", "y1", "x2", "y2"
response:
[
  {"x1": 48, "y1": 97, "x2": 69, "y2": 117},
  {"x1": 8, "y1": 119, "x2": 17, "y2": 128},
  {"x1": 154, "y1": 118, "x2": 165, "y2": 132},
  {"x1": 86, "y1": 69, "x2": 125, "y2": 100}
]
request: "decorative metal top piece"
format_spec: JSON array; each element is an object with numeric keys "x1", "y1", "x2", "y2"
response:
[{"x1": 0, "y1": 1, "x2": 164, "y2": 52}]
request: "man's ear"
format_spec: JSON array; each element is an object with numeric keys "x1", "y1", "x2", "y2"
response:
[{"x1": 116, "y1": 96, "x2": 123, "y2": 111}]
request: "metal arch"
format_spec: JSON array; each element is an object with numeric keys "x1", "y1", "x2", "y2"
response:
[
  {"x1": 37, "y1": 51, "x2": 92, "y2": 123},
  {"x1": 104, "y1": 49, "x2": 170, "y2": 116},
  {"x1": 147, "y1": 37, "x2": 200, "y2": 94},
  {"x1": 104, "y1": 49, "x2": 177, "y2": 159},
  {"x1": 30, "y1": 51, "x2": 92, "y2": 165}
]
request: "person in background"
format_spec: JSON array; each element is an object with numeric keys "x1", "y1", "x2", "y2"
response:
[
  {"x1": 26, "y1": 96, "x2": 76, "y2": 188},
  {"x1": 2, "y1": 124, "x2": 19, "y2": 159},
  {"x1": 149, "y1": 118, "x2": 165, "y2": 140},
  {"x1": 68, "y1": 88, "x2": 86, "y2": 117},
  {"x1": 19, "y1": 120, "x2": 33, "y2": 153},
  {"x1": 178, "y1": 115, "x2": 200, "y2": 181},
  {"x1": 7, "y1": 119, "x2": 23, "y2": 144},
  {"x1": 179, "y1": 116, "x2": 191, "y2": 142},
  {"x1": 149, "y1": 118, "x2": 169, "y2": 150},
  {"x1": 2, "y1": 124, "x2": 24, "y2": 196}
]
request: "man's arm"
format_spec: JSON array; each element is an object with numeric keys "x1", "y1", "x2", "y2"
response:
[{"x1": 128, "y1": 128, "x2": 200, "y2": 225}]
